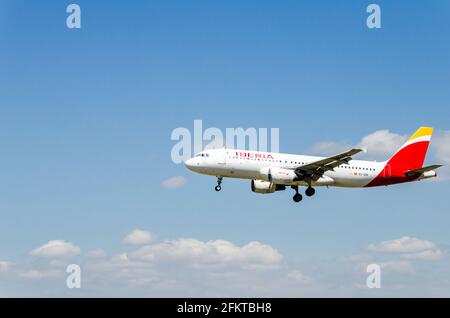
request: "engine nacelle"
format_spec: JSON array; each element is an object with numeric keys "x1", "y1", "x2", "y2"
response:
[
  {"x1": 251, "y1": 180, "x2": 276, "y2": 194},
  {"x1": 418, "y1": 170, "x2": 437, "y2": 180}
]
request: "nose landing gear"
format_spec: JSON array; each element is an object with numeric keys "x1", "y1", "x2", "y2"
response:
[{"x1": 215, "y1": 176, "x2": 223, "y2": 192}]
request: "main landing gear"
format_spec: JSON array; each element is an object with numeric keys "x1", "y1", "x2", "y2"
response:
[
  {"x1": 291, "y1": 186, "x2": 303, "y2": 203},
  {"x1": 291, "y1": 185, "x2": 316, "y2": 203},
  {"x1": 215, "y1": 176, "x2": 223, "y2": 192},
  {"x1": 305, "y1": 186, "x2": 315, "y2": 197}
]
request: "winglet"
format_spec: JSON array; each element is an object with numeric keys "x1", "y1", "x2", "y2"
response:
[{"x1": 347, "y1": 148, "x2": 365, "y2": 156}]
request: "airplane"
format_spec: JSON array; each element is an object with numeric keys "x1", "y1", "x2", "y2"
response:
[{"x1": 185, "y1": 127, "x2": 442, "y2": 203}]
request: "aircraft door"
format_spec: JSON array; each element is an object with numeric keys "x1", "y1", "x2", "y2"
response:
[{"x1": 217, "y1": 150, "x2": 227, "y2": 165}]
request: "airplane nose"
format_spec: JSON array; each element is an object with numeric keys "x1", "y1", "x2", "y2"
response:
[{"x1": 185, "y1": 158, "x2": 194, "y2": 170}]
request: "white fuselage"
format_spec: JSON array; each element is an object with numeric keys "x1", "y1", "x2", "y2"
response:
[{"x1": 185, "y1": 149, "x2": 386, "y2": 188}]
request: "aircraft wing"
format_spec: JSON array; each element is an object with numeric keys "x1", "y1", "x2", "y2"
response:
[
  {"x1": 404, "y1": 164, "x2": 442, "y2": 177},
  {"x1": 294, "y1": 148, "x2": 365, "y2": 181}
]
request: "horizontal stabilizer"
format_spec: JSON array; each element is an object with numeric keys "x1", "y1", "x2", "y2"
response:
[{"x1": 404, "y1": 164, "x2": 442, "y2": 177}]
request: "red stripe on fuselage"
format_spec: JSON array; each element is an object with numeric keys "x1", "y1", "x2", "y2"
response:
[{"x1": 365, "y1": 141, "x2": 429, "y2": 187}]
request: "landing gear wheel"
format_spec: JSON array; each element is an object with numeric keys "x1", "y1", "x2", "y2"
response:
[
  {"x1": 305, "y1": 187, "x2": 315, "y2": 197},
  {"x1": 291, "y1": 185, "x2": 302, "y2": 203},
  {"x1": 215, "y1": 177, "x2": 223, "y2": 192},
  {"x1": 293, "y1": 193, "x2": 303, "y2": 202}
]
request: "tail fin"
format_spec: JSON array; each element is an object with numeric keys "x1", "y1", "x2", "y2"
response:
[{"x1": 388, "y1": 127, "x2": 433, "y2": 174}]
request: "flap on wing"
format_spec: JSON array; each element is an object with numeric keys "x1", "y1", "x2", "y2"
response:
[{"x1": 404, "y1": 164, "x2": 442, "y2": 177}]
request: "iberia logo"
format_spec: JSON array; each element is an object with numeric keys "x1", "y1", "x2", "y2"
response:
[{"x1": 235, "y1": 152, "x2": 275, "y2": 159}]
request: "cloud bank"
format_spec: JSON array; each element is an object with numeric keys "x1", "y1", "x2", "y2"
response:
[
  {"x1": 123, "y1": 229, "x2": 156, "y2": 245},
  {"x1": 30, "y1": 240, "x2": 81, "y2": 258}
]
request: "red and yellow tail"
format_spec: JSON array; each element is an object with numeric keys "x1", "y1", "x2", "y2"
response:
[
  {"x1": 389, "y1": 127, "x2": 433, "y2": 173},
  {"x1": 366, "y1": 127, "x2": 433, "y2": 186}
]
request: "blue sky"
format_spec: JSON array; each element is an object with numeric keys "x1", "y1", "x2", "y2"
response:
[{"x1": 1, "y1": 1, "x2": 450, "y2": 296}]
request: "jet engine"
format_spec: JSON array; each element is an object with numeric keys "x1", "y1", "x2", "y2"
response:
[{"x1": 251, "y1": 180, "x2": 286, "y2": 194}]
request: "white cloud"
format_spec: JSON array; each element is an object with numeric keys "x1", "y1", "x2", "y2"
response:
[
  {"x1": 161, "y1": 176, "x2": 187, "y2": 189},
  {"x1": 308, "y1": 129, "x2": 407, "y2": 160},
  {"x1": 131, "y1": 238, "x2": 282, "y2": 269},
  {"x1": 433, "y1": 131, "x2": 450, "y2": 163},
  {"x1": 357, "y1": 130, "x2": 407, "y2": 160},
  {"x1": 367, "y1": 236, "x2": 436, "y2": 254},
  {"x1": 117, "y1": 252, "x2": 129, "y2": 262},
  {"x1": 432, "y1": 131, "x2": 450, "y2": 180},
  {"x1": 123, "y1": 229, "x2": 156, "y2": 245},
  {"x1": 368, "y1": 236, "x2": 435, "y2": 253},
  {"x1": 86, "y1": 252, "x2": 150, "y2": 274},
  {"x1": 401, "y1": 249, "x2": 443, "y2": 261},
  {"x1": 30, "y1": 240, "x2": 81, "y2": 258},
  {"x1": 4, "y1": 230, "x2": 449, "y2": 297},
  {"x1": 82, "y1": 237, "x2": 285, "y2": 296},
  {"x1": 367, "y1": 236, "x2": 443, "y2": 262},
  {"x1": 86, "y1": 249, "x2": 107, "y2": 258},
  {"x1": 287, "y1": 270, "x2": 312, "y2": 283},
  {"x1": 0, "y1": 261, "x2": 13, "y2": 273}
]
